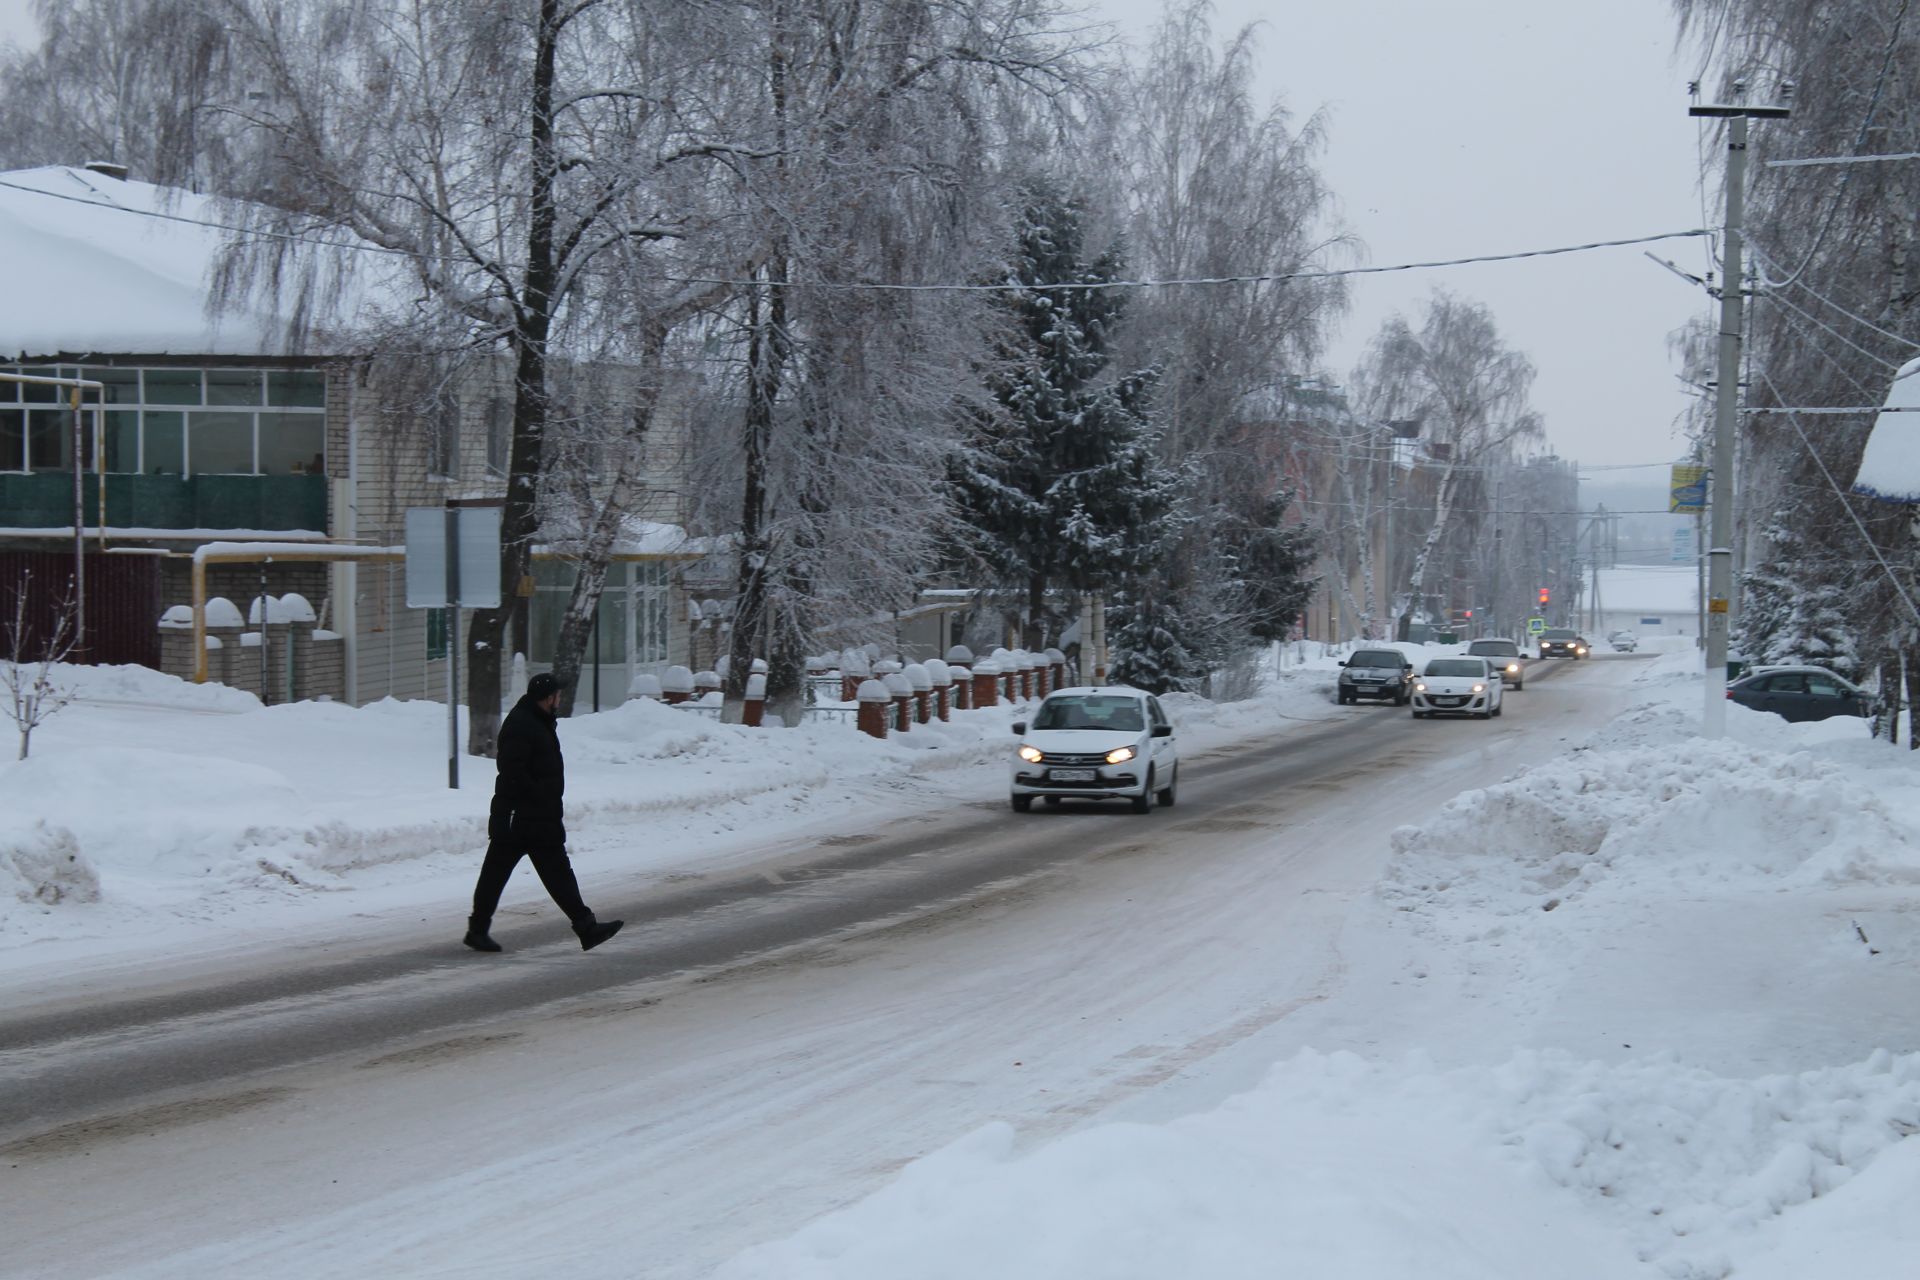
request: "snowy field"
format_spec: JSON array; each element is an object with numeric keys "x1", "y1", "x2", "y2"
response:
[{"x1": 6, "y1": 644, "x2": 1919, "y2": 1278}]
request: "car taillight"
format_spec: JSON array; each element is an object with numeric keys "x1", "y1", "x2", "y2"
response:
[{"x1": 1724, "y1": 690, "x2": 1734, "y2": 699}]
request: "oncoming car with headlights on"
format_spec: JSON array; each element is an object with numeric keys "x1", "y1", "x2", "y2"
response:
[
  {"x1": 1410, "y1": 656, "x2": 1504, "y2": 720},
  {"x1": 1009, "y1": 687, "x2": 1177, "y2": 814},
  {"x1": 1465, "y1": 637, "x2": 1525, "y2": 690}
]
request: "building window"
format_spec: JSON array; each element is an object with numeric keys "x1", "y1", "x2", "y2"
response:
[
  {"x1": 0, "y1": 364, "x2": 327, "y2": 477},
  {"x1": 0, "y1": 409, "x2": 21, "y2": 471},
  {"x1": 635, "y1": 562, "x2": 670, "y2": 665},
  {"x1": 188, "y1": 410, "x2": 255, "y2": 475}
]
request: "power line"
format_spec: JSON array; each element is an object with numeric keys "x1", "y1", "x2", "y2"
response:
[
  {"x1": 1752, "y1": 244, "x2": 1920, "y2": 354},
  {"x1": 1755, "y1": 366, "x2": 1920, "y2": 626},
  {"x1": 676, "y1": 230, "x2": 1716, "y2": 292},
  {"x1": 1765, "y1": 290, "x2": 1905, "y2": 373},
  {"x1": 0, "y1": 172, "x2": 1717, "y2": 293}
]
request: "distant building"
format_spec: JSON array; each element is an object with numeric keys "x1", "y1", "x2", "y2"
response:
[{"x1": 1585, "y1": 565, "x2": 1700, "y2": 641}]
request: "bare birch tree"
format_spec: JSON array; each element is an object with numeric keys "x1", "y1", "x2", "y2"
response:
[
  {"x1": 1351, "y1": 291, "x2": 1543, "y2": 638},
  {"x1": 3, "y1": 573, "x2": 81, "y2": 761}
]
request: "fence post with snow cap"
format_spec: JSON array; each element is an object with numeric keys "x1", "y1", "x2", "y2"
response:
[
  {"x1": 628, "y1": 673, "x2": 665, "y2": 702},
  {"x1": 950, "y1": 664, "x2": 973, "y2": 710},
  {"x1": 841, "y1": 648, "x2": 872, "y2": 702},
  {"x1": 904, "y1": 663, "x2": 933, "y2": 723},
  {"x1": 743, "y1": 672, "x2": 767, "y2": 727},
  {"x1": 1045, "y1": 647, "x2": 1067, "y2": 694},
  {"x1": 661, "y1": 665, "x2": 695, "y2": 704},
  {"x1": 972, "y1": 657, "x2": 1001, "y2": 708},
  {"x1": 883, "y1": 670, "x2": 914, "y2": 731},
  {"x1": 694, "y1": 669, "x2": 721, "y2": 698},
  {"x1": 924, "y1": 658, "x2": 952, "y2": 720},
  {"x1": 857, "y1": 679, "x2": 891, "y2": 739}
]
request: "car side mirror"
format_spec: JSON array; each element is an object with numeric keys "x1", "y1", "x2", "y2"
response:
[
  {"x1": 1404, "y1": 664, "x2": 1414, "y2": 672},
  {"x1": 1151, "y1": 724, "x2": 1173, "y2": 738},
  {"x1": 1337, "y1": 660, "x2": 1347, "y2": 667},
  {"x1": 1011, "y1": 721, "x2": 1026, "y2": 735}
]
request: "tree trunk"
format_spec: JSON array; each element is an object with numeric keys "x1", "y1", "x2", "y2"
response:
[
  {"x1": 466, "y1": 0, "x2": 561, "y2": 755},
  {"x1": 1398, "y1": 464, "x2": 1458, "y2": 637},
  {"x1": 723, "y1": 272, "x2": 788, "y2": 723},
  {"x1": 1023, "y1": 570, "x2": 1047, "y2": 651}
]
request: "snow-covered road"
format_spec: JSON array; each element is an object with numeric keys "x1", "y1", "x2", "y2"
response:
[{"x1": 1, "y1": 656, "x2": 1642, "y2": 1277}]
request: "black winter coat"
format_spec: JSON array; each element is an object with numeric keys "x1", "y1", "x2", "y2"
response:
[{"x1": 493, "y1": 693, "x2": 565, "y2": 821}]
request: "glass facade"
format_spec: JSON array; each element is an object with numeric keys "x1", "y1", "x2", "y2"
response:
[
  {"x1": 0, "y1": 364, "x2": 325, "y2": 476},
  {"x1": 531, "y1": 560, "x2": 675, "y2": 676}
]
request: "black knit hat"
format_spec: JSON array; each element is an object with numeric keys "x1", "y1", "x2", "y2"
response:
[{"x1": 527, "y1": 673, "x2": 563, "y2": 700}]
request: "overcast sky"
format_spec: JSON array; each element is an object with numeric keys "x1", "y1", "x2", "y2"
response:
[
  {"x1": 0, "y1": 0, "x2": 1712, "y2": 472},
  {"x1": 1092, "y1": 0, "x2": 1714, "y2": 475}
]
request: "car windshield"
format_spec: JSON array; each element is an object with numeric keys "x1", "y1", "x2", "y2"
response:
[
  {"x1": 1468, "y1": 641, "x2": 1517, "y2": 656},
  {"x1": 1033, "y1": 695, "x2": 1145, "y2": 732},
  {"x1": 1542, "y1": 629, "x2": 1577, "y2": 640},
  {"x1": 1425, "y1": 659, "x2": 1485, "y2": 677},
  {"x1": 1348, "y1": 651, "x2": 1404, "y2": 668}
]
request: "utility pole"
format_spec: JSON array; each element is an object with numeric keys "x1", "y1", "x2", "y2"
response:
[{"x1": 1691, "y1": 88, "x2": 1790, "y2": 738}]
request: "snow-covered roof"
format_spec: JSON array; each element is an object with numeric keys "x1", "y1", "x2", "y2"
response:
[
  {"x1": 0, "y1": 166, "x2": 368, "y2": 359},
  {"x1": 1852, "y1": 357, "x2": 1920, "y2": 503},
  {"x1": 1588, "y1": 566, "x2": 1698, "y2": 614}
]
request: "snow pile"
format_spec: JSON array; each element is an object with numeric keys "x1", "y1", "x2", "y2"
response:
[
  {"x1": 22, "y1": 660, "x2": 263, "y2": 712},
  {"x1": 1383, "y1": 737, "x2": 1920, "y2": 928},
  {"x1": 0, "y1": 820, "x2": 98, "y2": 905},
  {"x1": 719, "y1": 1046, "x2": 1920, "y2": 1280}
]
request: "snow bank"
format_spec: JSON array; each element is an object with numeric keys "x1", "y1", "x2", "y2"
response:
[
  {"x1": 1382, "y1": 737, "x2": 1920, "y2": 926},
  {"x1": 720, "y1": 1045, "x2": 1920, "y2": 1280}
]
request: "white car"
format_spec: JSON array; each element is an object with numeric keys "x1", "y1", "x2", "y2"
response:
[
  {"x1": 1410, "y1": 656, "x2": 1504, "y2": 720},
  {"x1": 1009, "y1": 686, "x2": 1178, "y2": 813}
]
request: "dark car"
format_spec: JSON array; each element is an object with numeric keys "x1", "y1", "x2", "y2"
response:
[
  {"x1": 1337, "y1": 647, "x2": 1414, "y2": 705},
  {"x1": 1466, "y1": 638, "x2": 1525, "y2": 689},
  {"x1": 1726, "y1": 666, "x2": 1873, "y2": 723},
  {"x1": 1538, "y1": 628, "x2": 1588, "y2": 659}
]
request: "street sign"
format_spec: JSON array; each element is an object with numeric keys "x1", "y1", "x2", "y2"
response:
[
  {"x1": 405, "y1": 504, "x2": 504, "y2": 790},
  {"x1": 1671, "y1": 527, "x2": 1693, "y2": 563},
  {"x1": 1526, "y1": 616, "x2": 1546, "y2": 635},
  {"x1": 1670, "y1": 464, "x2": 1708, "y2": 514},
  {"x1": 405, "y1": 506, "x2": 503, "y2": 608}
]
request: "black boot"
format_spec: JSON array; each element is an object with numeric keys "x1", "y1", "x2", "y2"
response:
[
  {"x1": 464, "y1": 915, "x2": 503, "y2": 952},
  {"x1": 573, "y1": 917, "x2": 624, "y2": 952}
]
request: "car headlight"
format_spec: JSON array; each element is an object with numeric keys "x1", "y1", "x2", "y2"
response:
[
  {"x1": 1018, "y1": 744, "x2": 1044, "y2": 763},
  {"x1": 1506, "y1": 663, "x2": 1518, "y2": 673},
  {"x1": 1105, "y1": 745, "x2": 1136, "y2": 765},
  {"x1": 1575, "y1": 646, "x2": 1586, "y2": 654},
  {"x1": 1413, "y1": 682, "x2": 1426, "y2": 692},
  {"x1": 1471, "y1": 683, "x2": 1485, "y2": 693}
]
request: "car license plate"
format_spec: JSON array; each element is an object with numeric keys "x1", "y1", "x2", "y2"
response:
[
  {"x1": 1436, "y1": 696, "x2": 1464, "y2": 706},
  {"x1": 1049, "y1": 768, "x2": 1096, "y2": 781}
]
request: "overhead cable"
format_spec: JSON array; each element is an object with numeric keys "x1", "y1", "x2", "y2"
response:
[
  {"x1": 0, "y1": 175, "x2": 1711, "y2": 292},
  {"x1": 1755, "y1": 366, "x2": 1920, "y2": 626}
]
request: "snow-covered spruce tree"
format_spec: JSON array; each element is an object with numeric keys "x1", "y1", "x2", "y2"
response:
[
  {"x1": 1737, "y1": 522, "x2": 1860, "y2": 678},
  {"x1": 949, "y1": 184, "x2": 1183, "y2": 649},
  {"x1": 1106, "y1": 587, "x2": 1199, "y2": 695}
]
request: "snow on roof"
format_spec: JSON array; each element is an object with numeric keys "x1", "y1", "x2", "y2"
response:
[
  {"x1": 0, "y1": 166, "x2": 376, "y2": 359},
  {"x1": 1852, "y1": 357, "x2": 1920, "y2": 503},
  {"x1": 1588, "y1": 565, "x2": 1698, "y2": 614}
]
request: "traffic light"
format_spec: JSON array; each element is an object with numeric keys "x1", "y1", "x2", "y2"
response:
[
  {"x1": 1463, "y1": 610, "x2": 1473, "y2": 619},
  {"x1": 1538, "y1": 587, "x2": 1550, "y2": 606}
]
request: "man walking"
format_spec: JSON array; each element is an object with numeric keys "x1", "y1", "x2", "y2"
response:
[{"x1": 463, "y1": 673, "x2": 623, "y2": 953}]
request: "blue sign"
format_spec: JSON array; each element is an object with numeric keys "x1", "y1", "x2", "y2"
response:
[{"x1": 1640, "y1": 617, "x2": 1663, "y2": 625}]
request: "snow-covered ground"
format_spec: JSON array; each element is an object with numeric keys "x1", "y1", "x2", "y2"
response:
[
  {"x1": 7, "y1": 645, "x2": 1918, "y2": 1278},
  {"x1": 0, "y1": 646, "x2": 1355, "y2": 975}
]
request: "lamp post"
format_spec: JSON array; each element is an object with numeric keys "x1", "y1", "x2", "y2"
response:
[{"x1": 1690, "y1": 90, "x2": 1790, "y2": 738}]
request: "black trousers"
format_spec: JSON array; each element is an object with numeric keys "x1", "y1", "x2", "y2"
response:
[{"x1": 471, "y1": 799, "x2": 591, "y2": 926}]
